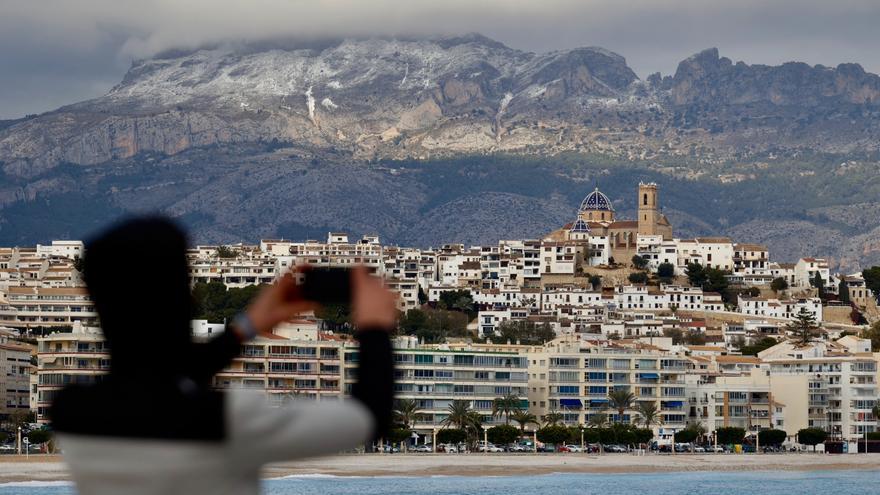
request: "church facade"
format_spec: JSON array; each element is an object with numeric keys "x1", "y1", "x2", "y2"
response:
[{"x1": 548, "y1": 182, "x2": 673, "y2": 264}]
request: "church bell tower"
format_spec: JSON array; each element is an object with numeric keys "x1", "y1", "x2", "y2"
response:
[{"x1": 637, "y1": 182, "x2": 660, "y2": 236}]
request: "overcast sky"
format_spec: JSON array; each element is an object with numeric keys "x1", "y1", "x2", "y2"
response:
[{"x1": 2, "y1": 0, "x2": 879, "y2": 119}]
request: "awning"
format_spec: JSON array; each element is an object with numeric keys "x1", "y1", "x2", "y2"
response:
[
  {"x1": 639, "y1": 373, "x2": 659, "y2": 379},
  {"x1": 590, "y1": 399, "x2": 609, "y2": 406},
  {"x1": 560, "y1": 399, "x2": 583, "y2": 408}
]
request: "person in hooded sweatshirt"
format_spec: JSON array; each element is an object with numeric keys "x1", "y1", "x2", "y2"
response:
[{"x1": 50, "y1": 217, "x2": 395, "y2": 495}]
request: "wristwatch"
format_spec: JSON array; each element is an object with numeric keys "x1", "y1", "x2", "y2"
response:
[{"x1": 231, "y1": 313, "x2": 258, "y2": 341}]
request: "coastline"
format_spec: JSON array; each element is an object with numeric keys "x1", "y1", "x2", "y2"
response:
[{"x1": 2, "y1": 453, "x2": 879, "y2": 484}]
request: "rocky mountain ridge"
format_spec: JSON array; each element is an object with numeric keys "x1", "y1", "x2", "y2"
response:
[
  {"x1": 2, "y1": 35, "x2": 880, "y2": 270},
  {"x1": 3, "y1": 35, "x2": 880, "y2": 179}
]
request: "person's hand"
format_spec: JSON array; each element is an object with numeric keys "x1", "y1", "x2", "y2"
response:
[
  {"x1": 241, "y1": 270, "x2": 316, "y2": 337},
  {"x1": 351, "y1": 266, "x2": 398, "y2": 331}
]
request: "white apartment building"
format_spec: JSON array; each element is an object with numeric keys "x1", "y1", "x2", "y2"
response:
[
  {"x1": 35, "y1": 241, "x2": 85, "y2": 260},
  {"x1": 760, "y1": 338, "x2": 878, "y2": 441},
  {"x1": 794, "y1": 258, "x2": 831, "y2": 290},
  {"x1": 344, "y1": 336, "x2": 530, "y2": 439},
  {"x1": 0, "y1": 337, "x2": 33, "y2": 418},
  {"x1": 35, "y1": 324, "x2": 109, "y2": 423},
  {"x1": 737, "y1": 296, "x2": 823, "y2": 322},
  {"x1": 0, "y1": 287, "x2": 98, "y2": 330},
  {"x1": 528, "y1": 337, "x2": 689, "y2": 440}
]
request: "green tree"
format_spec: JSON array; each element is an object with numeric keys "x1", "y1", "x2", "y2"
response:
[
  {"x1": 686, "y1": 262, "x2": 707, "y2": 287},
  {"x1": 634, "y1": 401, "x2": 663, "y2": 429},
  {"x1": 657, "y1": 262, "x2": 675, "y2": 281},
  {"x1": 488, "y1": 321, "x2": 554, "y2": 345},
  {"x1": 443, "y1": 400, "x2": 478, "y2": 431},
  {"x1": 487, "y1": 424, "x2": 520, "y2": 446},
  {"x1": 787, "y1": 308, "x2": 820, "y2": 345},
  {"x1": 587, "y1": 411, "x2": 609, "y2": 429},
  {"x1": 715, "y1": 426, "x2": 746, "y2": 445},
  {"x1": 491, "y1": 393, "x2": 523, "y2": 425},
  {"x1": 674, "y1": 428, "x2": 699, "y2": 443},
  {"x1": 543, "y1": 410, "x2": 564, "y2": 426},
  {"x1": 860, "y1": 321, "x2": 880, "y2": 352},
  {"x1": 863, "y1": 267, "x2": 880, "y2": 299},
  {"x1": 589, "y1": 275, "x2": 603, "y2": 289},
  {"x1": 771, "y1": 277, "x2": 789, "y2": 293},
  {"x1": 758, "y1": 429, "x2": 787, "y2": 446},
  {"x1": 25, "y1": 429, "x2": 51, "y2": 445},
  {"x1": 632, "y1": 255, "x2": 648, "y2": 270},
  {"x1": 536, "y1": 425, "x2": 569, "y2": 449},
  {"x1": 399, "y1": 308, "x2": 427, "y2": 335},
  {"x1": 839, "y1": 279, "x2": 851, "y2": 304},
  {"x1": 393, "y1": 398, "x2": 422, "y2": 429},
  {"x1": 436, "y1": 428, "x2": 467, "y2": 445},
  {"x1": 811, "y1": 272, "x2": 826, "y2": 299},
  {"x1": 215, "y1": 245, "x2": 239, "y2": 258},
  {"x1": 628, "y1": 272, "x2": 648, "y2": 284},
  {"x1": 417, "y1": 286, "x2": 428, "y2": 305},
  {"x1": 314, "y1": 303, "x2": 352, "y2": 332},
  {"x1": 387, "y1": 428, "x2": 412, "y2": 445},
  {"x1": 608, "y1": 389, "x2": 636, "y2": 423},
  {"x1": 438, "y1": 289, "x2": 475, "y2": 316},
  {"x1": 413, "y1": 309, "x2": 470, "y2": 343},
  {"x1": 510, "y1": 410, "x2": 539, "y2": 436},
  {"x1": 633, "y1": 428, "x2": 654, "y2": 445},
  {"x1": 738, "y1": 337, "x2": 779, "y2": 356},
  {"x1": 797, "y1": 427, "x2": 828, "y2": 451}
]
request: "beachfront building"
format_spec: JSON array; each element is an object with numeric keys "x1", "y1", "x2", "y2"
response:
[
  {"x1": 759, "y1": 337, "x2": 879, "y2": 442},
  {"x1": 212, "y1": 328, "x2": 345, "y2": 406},
  {"x1": 34, "y1": 323, "x2": 109, "y2": 423},
  {"x1": 343, "y1": 336, "x2": 529, "y2": 440},
  {"x1": 687, "y1": 365, "x2": 779, "y2": 436},
  {"x1": 0, "y1": 335, "x2": 33, "y2": 419},
  {"x1": 0, "y1": 287, "x2": 98, "y2": 330},
  {"x1": 528, "y1": 336, "x2": 688, "y2": 442}
]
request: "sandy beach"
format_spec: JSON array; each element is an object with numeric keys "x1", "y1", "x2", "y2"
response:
[{"x1": 1, "y1": 453, "x2": 878, "y2": 483}]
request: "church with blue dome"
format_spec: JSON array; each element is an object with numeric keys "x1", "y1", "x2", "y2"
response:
[{"x1": 548, "y1": 182, "x2": 673, "y2": 263}]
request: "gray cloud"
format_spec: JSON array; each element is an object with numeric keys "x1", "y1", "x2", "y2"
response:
[{"x1": 2, "y1": 0, "x2": 879, "y2": 119}]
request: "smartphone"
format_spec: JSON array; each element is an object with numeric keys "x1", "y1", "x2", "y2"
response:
[{"x1": 300, "y1": 267, "x2": 352, "y2": 305}]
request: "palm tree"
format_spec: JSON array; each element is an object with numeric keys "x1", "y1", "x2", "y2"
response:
[
  {"x1": 492, "y1": 393, "x2": 522, "y2": 425},
  {"x1": 393, "y1": 398, "x2": 422, "y2": 429},
  {"x1": 587, "y1": 410, "x2": 609, "y2": 429},
  {"x1": 544, "y1": 409, "x2": 564, "y2": 426},
  {"x1": 608, "y1": 389, "x2": 636, "y2": 423},
  {"x1": 634, "y1": 401, "x2": 663, "y2": 429},
  {"x1": 443, "y1": 400, "x2": 477, "y2": 430},
  {"x1": 510, "y1": 409, "x2": 539, "y2": 436}
]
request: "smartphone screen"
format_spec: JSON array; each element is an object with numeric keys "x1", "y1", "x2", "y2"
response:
[{"x1": 300, "y1": 267, "x2": 352, "y2": 305}]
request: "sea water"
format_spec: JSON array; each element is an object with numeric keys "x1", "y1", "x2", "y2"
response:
[{"x1": 2, "y1": 470, "x2": 878, "y2": 495}]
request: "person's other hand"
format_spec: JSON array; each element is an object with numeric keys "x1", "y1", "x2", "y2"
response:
[
  {"x1": 244, "y1": 270, "x2": 316, "y2": 336},
  {"x1": 351, "y1": 267, "x2": 398, "y2": 331}
]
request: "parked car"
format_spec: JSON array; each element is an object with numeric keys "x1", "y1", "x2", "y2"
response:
[
  {"x1": 704, "y1": 445, "x2": 724, "y2": 453},
  {"x1": 381, "y1": 445, "x2": 400, "y2": 453},
  {"x1": 692, "y1": 445, "x2": 706, "y2": 453},
  {"x1": 604, "y1": 444, "x2": 627, "y2": 453},
  {"x1": 564, "y1": 445, "x2": 583, "y2": 453},
  {"x1": 477, "y1": 442, "x2": 504, "y2": 453},
  {"x1": 411, "y1": 444, "x2": 433, "y2": 453},
  {"x1": 438, "y1": 444, "x2": 457, "y2": 453}
]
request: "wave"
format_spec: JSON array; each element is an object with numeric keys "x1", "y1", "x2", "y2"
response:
[{"x1": 0, "y1": 480, "x2": 73, "y2": 487}]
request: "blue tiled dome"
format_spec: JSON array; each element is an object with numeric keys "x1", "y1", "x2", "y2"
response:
[
  {"x1": 579, "y1": 188, "x2": 614, "y2": 212},
  {"x1": 569, "y1": 219, "x2": 591, "y2": 233}
]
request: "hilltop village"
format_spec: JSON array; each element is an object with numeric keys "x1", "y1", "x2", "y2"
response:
[{"x1": 2, "y1": 183, "x2": 879, "y2": 448}]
